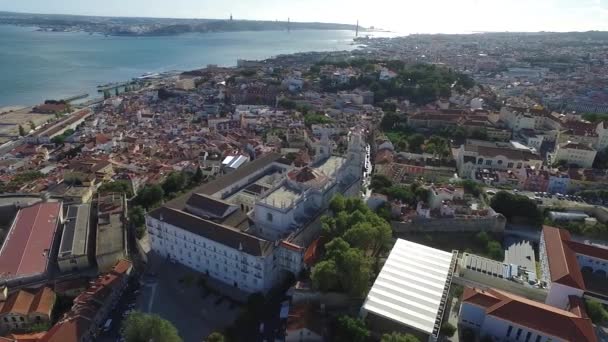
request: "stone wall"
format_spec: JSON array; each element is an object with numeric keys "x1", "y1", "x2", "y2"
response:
[{"x1": 392, "y1": 215, "x2": 506, "y2": 233}]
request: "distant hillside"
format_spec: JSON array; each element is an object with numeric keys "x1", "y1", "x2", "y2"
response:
[{"x1": 0, "y1": 11, "x2": 363, "y2": 36}]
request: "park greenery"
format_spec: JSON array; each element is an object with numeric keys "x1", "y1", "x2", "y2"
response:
[
  {"x1": 460, "y1": 179, "x2": 485, "y2": 197},
  {"x1": 369, "y1": 174, "x2": 429, "y2": 205},
  {"x1": 577, "y1": 189, "x2": 608, "y2": 204},
  {"x1": 332, "y1": 316, "x2": 370, "y2": 342},
  {"x1": 474, "y1": 231, "x2": 504, "y2": 261},
  {"x1": 311, "y1": 195, "x2": 392, "y2": 298},
  {"x1": 133, "y1": 168, "x2": 205, "y2": 209},
  {"x1": 98, "y1": 180, "x2": 133, "y2": 197},
  {"x1": 330, "y1": 315, "x2": 421, "y2": 342},
  {"x1": 543, "y1": 215, "x2": 608, "y2": 239},
  {"x1": 50, "y1": 128, "x2": 75, "y2": 145},
  {"x1": 490, "y1": 191, "x2": 542, "y2": 226},
  {"x1": 121, "y1": 312, "x2": 182, "y2": 342},
  {"x1": 317, "y1": 60, "x2": 474, "y2": 105},
  {"x1": 129, "y1": 205, "x2": 147, "y2": 239},
  {"x1": 304, "y1": 113, "x2": 333, "y2": 127},
  {"x1": 380, "y1": 113, "x2": 453, "y2": 156},
  {"x1": 582, "y1": 112, "x2": 608, "y2": 124},
  {"x1": 585, "y1": 299, "x2": 608, "y2": 324}
]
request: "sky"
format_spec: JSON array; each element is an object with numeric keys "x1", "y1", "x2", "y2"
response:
[{"x1": 1, "y1": 0, "x2": 607, "y2": 34}]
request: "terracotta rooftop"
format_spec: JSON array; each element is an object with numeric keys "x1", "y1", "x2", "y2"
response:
[
  {"x1": 0, "y1": 202, "x2": 61, "y2": 280},
  {"x1": 0, "y1": 287, "x2": 55, "y2": 317},
  {"x1": 463, "y1": 287, "x2": 596, "y2": 342},
  {"x1": 542, "y1": 226, "x2": 585, "y2": 289}
]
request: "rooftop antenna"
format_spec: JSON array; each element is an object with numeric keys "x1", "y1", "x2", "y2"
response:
[{"x1": 356, "y1": 20, "x2": 359, "y2": 37}]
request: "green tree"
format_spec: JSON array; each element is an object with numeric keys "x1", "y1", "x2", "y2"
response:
[
  {"x1": 486, "y1": 241, "x2": 504, "y2": 260},
  {"x1": 115, "y1": 88, "x2": 120, "y2": 96},
  {"x1": 122, "y1": 312, "x2": 182, "y2": 342},
  {"x1": 104, "y1": 90, "x2": 111, "y2": 99},
  {"x1": 384, "y1": 185, "x2": 415, "y2": 204},
  {"x1": 381, "y1": 332, "x2": 421, "y2": 342},
  {"x1": 339, "y1": 247, "x2": 372, "y2": 297},
  {"x1": 18, "y1": 125, "x2": 26, "y2": 136},
  {"x1": 333, "y1": 316, "x2": 369, "y2": 342},
  {"x1": 311, "y1": 259, "x2": 340, "y2": 291},
  {"x1": 192, "y1": 167, "x2": 204, "y2": 185},
  {"x1": 162, "y1": 172, "x2": 187, "y2": 195},
  {"x1": 407, "y1": 133, "x2": 425, "y2": 153},
  {"x1": 440, "y1": 322, "x2": 457, "y2": 337},
  {"x1": 586, "y1": 299, "x2": 608, "y2": 324},
  {"x1": 278, "y1": 99, "x2": 297, "y2": 110},
  {"x1": 51, "y1": 135, "x2": 65, "y2": 145},
  {"x1": 461, "y1": 179, "x2": 484, "y2": 197},
  {"x1": 330, "y1": 194, "x2": 347, "y2": 213},
  {"x1": 99, "y1": 180, "x2": 133, "y2": 197},
  {"x1": 136, "y1": 184, "x2": 165, "y2": 209},
  {"x1": 490, "y1": 191, "x2": 542, "y2": 225},
  {"x1": 129, "y1": 206, "x2": 146, "y2": 238},
  {"x1": 370, "y1": 174, "x2": 393, "y2": 193},
  {"x1": 29, "y1": 121, "x2": 36, "y2": 130},
  {"x1": 475, "y1": 231, "x2": 490, "y2": 245},
  {"x1": 470, "y1": 128, "x2": 488, "y2": 140},
  {"x1": 206, "y1": 332, "x2": 226, "y2": 342}
]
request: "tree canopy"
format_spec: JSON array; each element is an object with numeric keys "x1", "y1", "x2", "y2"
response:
[
  {"x1": 135, "y1": 184, "x2": 165, "y2": 209},
  {"x1": 332, "y1": 316, "x2": 370, "y2": 342},
  {"x1": 121, "y1": 312, "x2": 182, "y2": 342},
  {"x1": 381, "y1": 332, "x2": 421, "y2": 342},
  {"x1": 99, "y1": 180, "x2": 133, "y2": 197},
  {"x1": 313, "y1": 197, "x2": 392, "y2": 297},
  {"x1": 490, "y1": 191, "x2": 542, "y2": 226}
]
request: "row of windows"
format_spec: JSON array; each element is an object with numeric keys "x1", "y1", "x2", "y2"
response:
[
  {"x1": 150, "y1": 236, "x2": 263, "y2": 271},
  {"x1": 150, "y1": 223, "x2": 259, "y2": 266},
  {"x1": 2, "y1": 315, "x2": 42, "y2": 322},
  {"x1": 506, "y1": 325, "x2": 548, "y2": 342}
]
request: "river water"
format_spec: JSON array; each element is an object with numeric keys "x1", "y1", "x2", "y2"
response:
[{"x1": 0, "y1": 25, "x2": 360, "y2": 106}]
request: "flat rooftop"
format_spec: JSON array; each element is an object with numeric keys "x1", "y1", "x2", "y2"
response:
[
  {"x1": 59, "y1": 204, "x2": 90, "y2": 259},
  {"x1": 262, "y1": 185, "x2": 301, "y2": 209},
  {"x1": 96, "y1": 195, "x2": 125, "y2": 257},
  {"x1": 0, "y1": 202, "x2": 62, "y2": 280},
  {"x1": 362, "y1": 239, "x2": 456, "y2": 337},
  {"x1": 313, "y1": 156, "x2": 345, "y2": 178}
]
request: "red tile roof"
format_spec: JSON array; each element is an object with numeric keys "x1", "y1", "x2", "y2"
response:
[
  {"x1": 463, "y1": 287, "x2": 596, "y2": 342},
  {"x1": 0, "y1": 287, "x2": 55, "y2": 317},
  {"x1": 542, "y1": 226, "x2": 585, "y2": 289},
  {"x1": 0, "y1": 202, "x2": 61, "y2": 280},
  {"x1": 543, "y1": 226, "x2": 608, "y2": 290}
]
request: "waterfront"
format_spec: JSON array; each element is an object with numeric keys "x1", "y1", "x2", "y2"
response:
[{"x1": 0, "y1": 25, "x2": 360, "y2": 106}]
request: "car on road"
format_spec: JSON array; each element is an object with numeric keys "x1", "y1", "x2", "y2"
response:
[{"x1": 103, "y1": 319, "x2": 112, "y2": 333}]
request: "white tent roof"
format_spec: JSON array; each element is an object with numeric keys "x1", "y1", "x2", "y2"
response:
[{"x1": 362, "y1": 239, "x2": 454, "y2": 336}]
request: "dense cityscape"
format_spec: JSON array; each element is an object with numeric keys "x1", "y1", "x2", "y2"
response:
[{"x1": 1, "y1": 27, "x2": 608, "y2": 342}]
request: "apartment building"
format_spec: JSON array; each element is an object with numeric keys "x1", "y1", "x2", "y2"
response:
[
  {"x1": 553, "y1": 142, "x2": 597, "y2": 168},
  {"x1": 455, "y1": 140, "x2": 543, "y2": 178},
  {"x1": 459, "y1": 287, "x2": 596, "y2": 342},
  {"x1": 539, "y1": 226, "x2": 608, "y2": 309}
]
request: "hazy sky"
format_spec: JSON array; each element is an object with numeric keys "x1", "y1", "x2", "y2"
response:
[{"x1": 1, "y1": 0, "x2": 607, "y2": 34}]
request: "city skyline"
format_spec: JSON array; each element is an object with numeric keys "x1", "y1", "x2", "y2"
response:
[{"x1": 1, "y1": 0, "x2": 607, "y2": 34}]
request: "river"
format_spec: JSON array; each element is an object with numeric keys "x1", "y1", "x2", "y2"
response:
[{"x1": 0, "y1": 25, "x2": 361, "y2": 106}]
